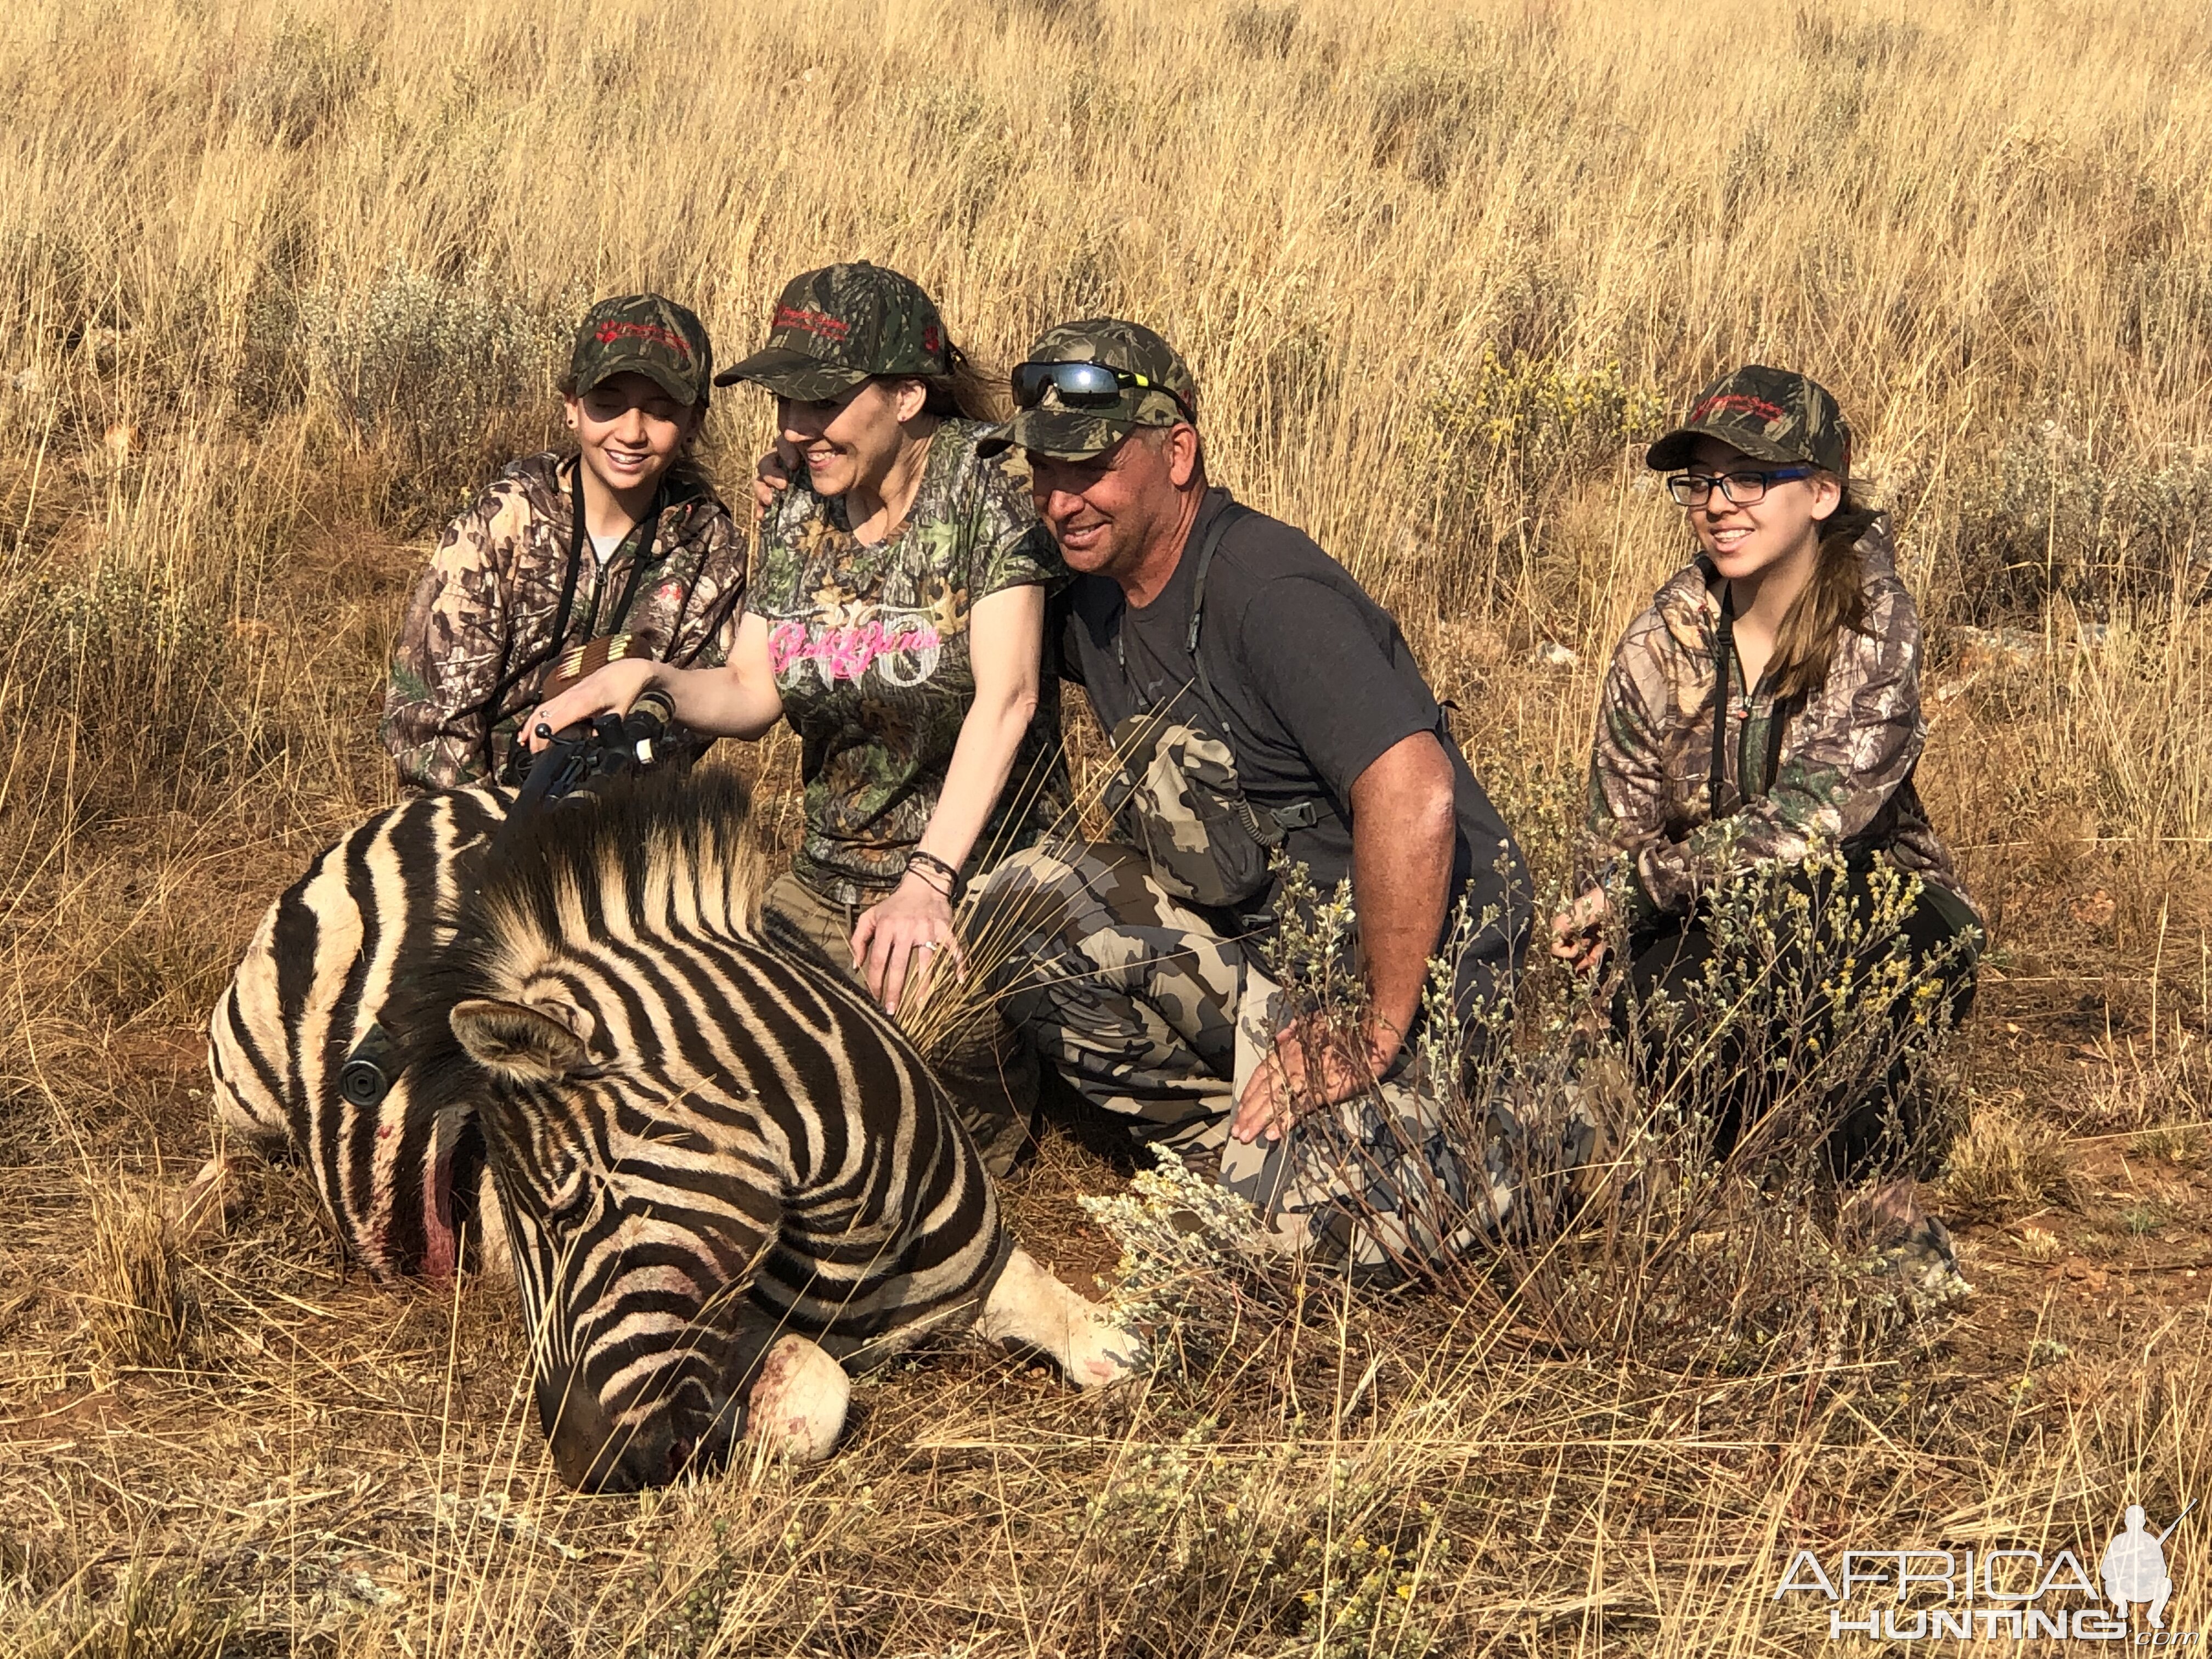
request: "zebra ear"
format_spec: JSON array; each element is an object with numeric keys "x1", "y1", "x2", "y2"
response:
[{"x1": 449, "y1": 998, "x2": 590, "y2": 1081}]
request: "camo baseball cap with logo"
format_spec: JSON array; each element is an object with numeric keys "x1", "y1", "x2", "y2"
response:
[
  {"x1": 714, "y1": 262, "x2": 952, "y2": 400},
  {"x1": 1645, "y1": 365, "x2": 1853, "y2": 477},
  {"x1": 975, "y1": 318, "x2": 1198, "y2": 461},
  {"x1": 569, "y1": 295, "x2": 715, "y2": 407}
]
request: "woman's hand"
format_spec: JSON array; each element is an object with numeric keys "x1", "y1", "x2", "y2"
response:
[
  {"x1": 851, "y1": 872, "x2": 963, "y2": 1017},
  {"x1": 523, "y1": 657, "x2": 658, "y2": 753},
  {"x1": 1548, "y1": 887, "x2": 1615, "y2": 974},
  {"x1": 752, "y1": 441, "x2": 797, "y2": 524}
]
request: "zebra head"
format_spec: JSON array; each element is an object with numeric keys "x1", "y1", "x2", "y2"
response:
[
  {"x1": 415, "y1": 770, "x2": 1006, "y2": 1492},
  {"x1": 448, "y1": 988, "x2": 772, "y2": 1492},
  {"x1": 399, "y1": 770, "x2": 800, "y2": 1494}
]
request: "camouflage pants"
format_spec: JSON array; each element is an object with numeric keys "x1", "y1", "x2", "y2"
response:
[
  {"x1": 972, "y1": 842, "x2": 1520, "y2": 1271},
  {"x1": 764, "y1": 871, "x2": 1035, "y2": 1177}
]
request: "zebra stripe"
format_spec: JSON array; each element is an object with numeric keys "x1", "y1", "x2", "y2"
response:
[
  {"x1": 207, "y1": 788, "x2": 509, "y2": 1280},
  {"x1": 414, "y1": 769, "x2": 1008, "y2": 1491}
]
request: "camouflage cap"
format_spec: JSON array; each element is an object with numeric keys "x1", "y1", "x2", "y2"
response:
[
  {"x1": 1646, "y1": 365, "x2": 1851, "y2": 476},
  {"x1": 569, "y1": 295, "x2": 714, "y2": 407},
  {"x1": 714, "y1": 262, "x2": 951, "y2": 399},
  {"x1": 975, "y1": 318, "x2": 1198, "y2": 460}
]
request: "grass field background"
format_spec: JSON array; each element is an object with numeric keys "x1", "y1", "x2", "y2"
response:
[{"x1": 3, "y1": 0, "x2": 2211, "y2": 1652}]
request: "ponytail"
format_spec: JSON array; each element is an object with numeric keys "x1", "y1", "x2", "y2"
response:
[
  {"x1": 916, "y1": 341, "x2": 1005, "y2": 422},
  {"x1": 1768, "y1": 483, "x2": 1877, "y2": 701}
]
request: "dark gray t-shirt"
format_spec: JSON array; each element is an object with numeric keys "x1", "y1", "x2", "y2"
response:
[{"x1": 1055, "y1": 489, "x2": 1529, "y2": 991}]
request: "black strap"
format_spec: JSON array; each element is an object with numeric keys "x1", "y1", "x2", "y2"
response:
[
  {"x1": 468, "y1": 460, "x2": 664, "y2": 778},
  {"x1": 1708, "y1": 583, "x2": 1796, "y2": 817},
  {"x1": 1709, "y1": 584, "x2": 1734, "y2": 822},
  {"x1": 580, "y1": 493, "x2": 666, "y2": 644},
  {"x1": 1115, "y1": 493, "x2": 1321, "y2": 839}
]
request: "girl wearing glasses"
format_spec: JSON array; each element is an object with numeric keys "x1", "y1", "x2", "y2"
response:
[
  {"x1": 526, "y1": 265, "x2": 1065, "y2": 1170},
  {"x1": 1550, "y1": 365, "x2": 1979, "y2": 1170}
]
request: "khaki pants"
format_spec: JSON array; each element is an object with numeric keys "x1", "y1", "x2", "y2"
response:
[{"x1": 763, "y1": 871, "x2": 1036, "y2": 1178}]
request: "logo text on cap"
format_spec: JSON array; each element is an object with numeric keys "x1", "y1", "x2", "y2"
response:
[
  {"x1": 1692, "y1": 393, "x2": 1788, "y2": 425},
  {"x1": 774, "y1": 306, "x2": 853, "y2": 342},
  {"x1": 594, "y1": 320, "x2": 691, "y2": 359}
]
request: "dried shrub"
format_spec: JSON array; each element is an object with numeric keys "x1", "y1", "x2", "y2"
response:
[
  {"x1": 1364, "y1": 42, "x2": 1507, "y2": 184},
  {"x1": 10, "y1": 562, "x2": 233, "y2": 816},
  {"x1": 3, "y1": 1573, "x2": 238, "y2": 1659},
  {"x1": 1942, "y1": 417, "x2": 2212, "y2": 621},
  {"x1": 2130, "y1": 1122, "x2": 2208, "y2": 1169},
  {"x1": 83, "y1": 1181, "x2": 196, "y2": 1382},
  {"x1": 1940, "y1": 1103, "x2": 2079, "y2": 1221},
  {"x1": 1240, "y1": 853, "x2": 1978, "y2": 1369},
  {"x1": 296, "y1": 261, "x2": 573, "y2": 531},
  {"x1": 227, "y1": 18, "x2": 376, "y2": 146},
  {"x1": 1405, "y1": 349, "x2": 1665, "y2": 610},
  {"x1": 1225, "y1": 1, "x2": 1299, "y2": 58}
]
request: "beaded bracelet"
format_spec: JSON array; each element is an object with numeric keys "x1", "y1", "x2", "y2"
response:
[{"x1": 905, "y1": 849, "x2": 963, "y2": 900}]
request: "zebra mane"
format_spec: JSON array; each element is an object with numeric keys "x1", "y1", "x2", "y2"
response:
[
  {"x1": 469, "y1": 766, "x2": 769, "y2": 988},
  {"x1": 385, "y1": 768, "x2": 768, "y2": 1079}
]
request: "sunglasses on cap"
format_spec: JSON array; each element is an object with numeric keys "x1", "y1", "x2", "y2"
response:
[{"x1": 1011, "y1": 360, "x2": 1196, "y2": 424}]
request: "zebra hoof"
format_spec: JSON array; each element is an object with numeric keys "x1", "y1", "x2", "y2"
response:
[
  {"x1": 746, "y1": 1335, "x2": 849, "y2": 1463},
  {"x1": 1064, "y1": 1314, "x2": 1147, "y2": 1390},
  {"x1": 978, "y1": 1246, "x2": 1146, "y2": 1389}
]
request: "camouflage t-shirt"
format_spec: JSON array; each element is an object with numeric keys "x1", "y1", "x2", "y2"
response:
[
  {"x1": 753, "y1": 419, "x2": 1070, "y2": 904},
  {"x1": 1578, "y1": 517, "x2": 1975, "y2": 922}
]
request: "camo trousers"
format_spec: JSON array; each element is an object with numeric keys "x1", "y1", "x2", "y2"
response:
[{"x1": 972, "y1": 842, "x2": 1519, "y2": 1271}]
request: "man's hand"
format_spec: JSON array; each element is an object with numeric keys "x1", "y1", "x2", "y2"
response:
[
  {"x1": 1229, "y1": 1015, "x2": 1382, "y2": 1145},
  {"x1": 851, "y1": 872, "x2": 963, "y2": 1017},
  {"x1": 1548, "y1": 887, "x2": 1614, "y2": 974},
  {"x1": 752, "y1": 441, "x2": 797, "y2": 524}
]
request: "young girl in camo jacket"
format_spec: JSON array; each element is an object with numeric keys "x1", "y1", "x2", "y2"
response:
[
  {"x1": 380, "y1": 295, "x2": 747, "y2": 791},
  {"x1": 1550, "y1": 364, "x2": 1980, "y2": 1169}
]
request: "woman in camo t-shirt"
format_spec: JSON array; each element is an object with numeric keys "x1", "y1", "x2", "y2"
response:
[{"x1": 528, "y1": 264, "x2": 1068, "y2": 1050}]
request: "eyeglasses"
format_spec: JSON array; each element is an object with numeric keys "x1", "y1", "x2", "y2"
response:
[
  {"x1": 1012, "y1": 360, "x2": 1197, "y2": 424},
  {"x1": 1664, "y1": 466, "x2": 1812, "y2": 507}
]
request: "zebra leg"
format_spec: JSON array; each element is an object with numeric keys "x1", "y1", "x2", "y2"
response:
[
  {"x1": 466, "y1": 1164, "x2": 514, "y2": 1284},
  {"x1": 745, "y1": 1334, "x2": 850, "y2": 1463},
  {"x1": 974, "y1": 1247, "x2": 1144, "y2": 1389}
]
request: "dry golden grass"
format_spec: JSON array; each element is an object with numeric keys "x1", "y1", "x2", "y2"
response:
[
  {"x1": 5, "y1": 0, "x2": 2212, "y2": 1651},
  {"x1": 1939, "y1": 1103, "x2": 2079, "y2": 1223}
]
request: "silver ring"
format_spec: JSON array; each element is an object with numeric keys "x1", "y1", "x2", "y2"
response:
[{"x1": 917, "y1": 941, "x2": 938, "y2": 954}]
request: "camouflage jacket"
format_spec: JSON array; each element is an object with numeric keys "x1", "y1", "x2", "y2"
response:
[
  {"x1": 753, "y1": 418, "x2": 1070, "y2": 905},
  {"x1": 380, "y1": 452, "x2": 747, "y2": 789},
  {"x1": 1580, "y1": 518, "x2": 1974, "y2": 920}
]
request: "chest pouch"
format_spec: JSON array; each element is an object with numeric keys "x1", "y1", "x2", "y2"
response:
[{"x1": 1103, "y1": 500, "x2": 1319, "y2": 910}]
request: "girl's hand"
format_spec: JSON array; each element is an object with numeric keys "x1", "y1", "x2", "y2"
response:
[
  {"x1": 523, "y1": 657, "x2": 658, "y2": 753},
  {"x1": 1548, "y1": 887, "x2": 1615, "y2": 974},
  {"x1": 851, "y1": 872, "x2": 963, "y2": 1017},
  {"x1": 752, "y1": 441, "x2": 797, "y2": 524}
]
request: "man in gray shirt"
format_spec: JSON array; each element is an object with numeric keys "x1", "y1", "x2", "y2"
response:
[{"x1": 971, "y1": 318, "x2": 1531, "y2": 1271}]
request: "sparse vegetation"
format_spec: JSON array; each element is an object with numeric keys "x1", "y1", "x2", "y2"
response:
[
  {"x1": 4, "y1": 0, "x2": 2212, "y2": 1652},
  {"x1": 1940, "y1": 1102, "x2": 2080, "y2": 1222}
]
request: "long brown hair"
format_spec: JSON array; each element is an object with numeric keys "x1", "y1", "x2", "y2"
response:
[
  {"x1": 1767, "y1": 482, "x2": 1878, "y2": 701},
  {"x1": 911, "y1": 340, "x2": 1004, "y2": 422}
]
